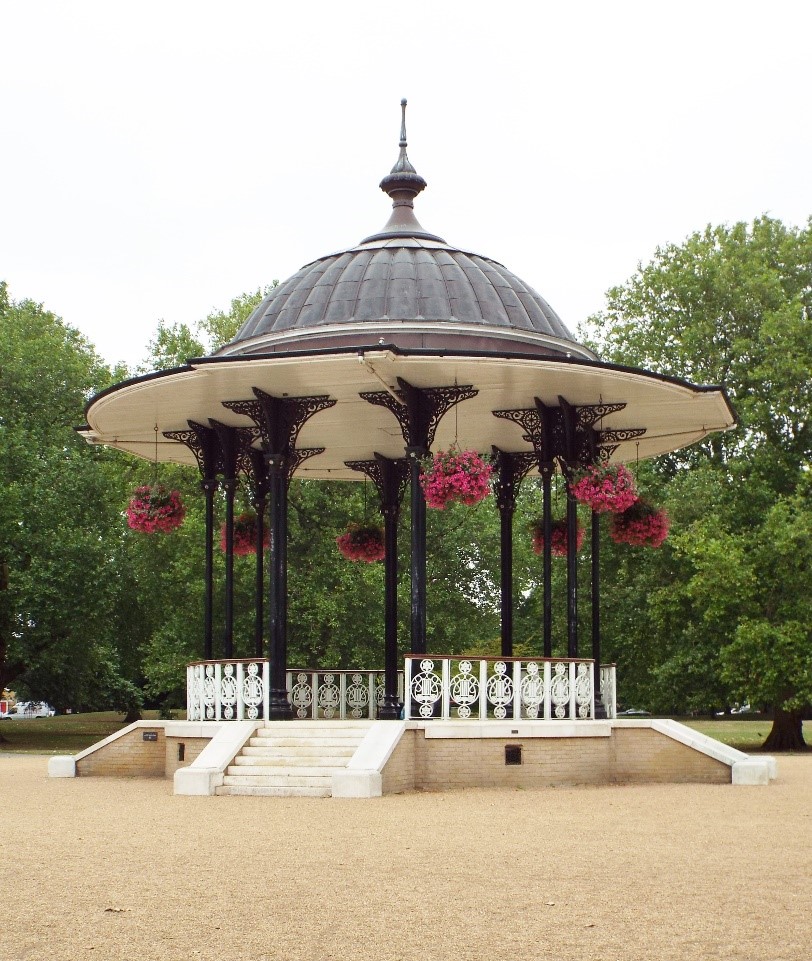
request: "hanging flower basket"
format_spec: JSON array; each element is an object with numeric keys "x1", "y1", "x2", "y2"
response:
[
  {"x1": 419, "y1": 449, "x2": 493, "y2": 510},
  {"x1": 609, "y1": 499, "x2": 670, "y2": 548},
  {"x1": 530, "y1": 519, "x2": 585, "y2": 557},
  {"x1": 336, "y1": 523, "x2": 386, "y2": 563},
  {"x1": 569, "y1": 463, "x2": 638, "y2": 514},
  {"x1": 220, "y1": 512, "x2": 270, "y2": 556},
  {"x1": 126, "y1": 484, "x2": 185, "y2": 534}
]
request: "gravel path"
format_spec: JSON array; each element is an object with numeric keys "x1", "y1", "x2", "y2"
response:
[{"x1": 1, "y1": 753, "x2": 809, "y2": 961}]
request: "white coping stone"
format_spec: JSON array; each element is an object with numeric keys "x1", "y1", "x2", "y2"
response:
[
  {"x1": 412, "y1": 720, "x2": 612, "y2": 739},
  {"x1": 732, "y1": 759, "x2": 771, "y2": 785},
  {"x1": 762, "y1": 756, "x2": 778, "y2": 780},
  {"x1": 173, "y1": 720, "x2": 257, "y2": 796},
  {"x1": 48, "y1": 756, "x2": 76, "y2": 778},
  {"x1": 331, "y1": 721, "x2": 405, "y2": 798},
  {"x1": 332, "y1": 769, "x2": 382, "y2": 798}
]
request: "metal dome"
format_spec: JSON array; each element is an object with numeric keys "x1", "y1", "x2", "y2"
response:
[{"x1": 217, "y1": 102, "x2": 595, "y2": 362}]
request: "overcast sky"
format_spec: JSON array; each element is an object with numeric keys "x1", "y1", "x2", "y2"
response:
[{"x1": 2, "y1": 1, "x2": 811, "y2": 368}]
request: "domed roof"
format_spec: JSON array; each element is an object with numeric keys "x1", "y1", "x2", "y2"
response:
[{"x1": 217, "y1": 102, "x2": 594, "y2": 362}]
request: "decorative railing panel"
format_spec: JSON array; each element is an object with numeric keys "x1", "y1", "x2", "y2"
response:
[
  {"x1": 186, "y1": 660, "x2": 403, "y2": 721},
  {"x1": 405, "y1": 656, "x2": 608, "y2": 721},
  {"x1": 187, "y1": 659, "x2": 615, "y2": 721}
]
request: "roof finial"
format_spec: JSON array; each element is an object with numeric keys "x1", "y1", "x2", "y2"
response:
[
  {"x1": 361, "y1": 99, "x2": 444, "y2": 244},
  {"x1": 388, "y1": 98, "x2": 419, "y2": 177}
]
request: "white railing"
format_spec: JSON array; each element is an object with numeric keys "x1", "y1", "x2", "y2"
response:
[
  {"x1": 186, "y1": 660, "x2": 404, "y2": 722},
  {"x1": 187, "y1": 658, "x2": 616, "y2": 721},
  {"x1": 600, "y1": 663, "x2": 617, "y2": 719},
  {"x1": 404, "y1": 656, "x2": 614, "y2": 721}
]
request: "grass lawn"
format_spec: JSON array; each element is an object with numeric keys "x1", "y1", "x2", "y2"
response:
[
  {"x1": 0, "y1": 710, "x2": 177, "y2": 754},
  {"x1": 2, "y1": 712, "x2": 809, "y2": 755}
]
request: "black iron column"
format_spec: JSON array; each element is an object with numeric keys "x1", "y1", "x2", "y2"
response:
[
  {"x1": 164, "y1": 421, "x2": 224, "y2": 661},
  {"x1": 361, "y1": 378, "x2": 477, "y2": 656},
  {"x1": 541, "y1": 463, "x2": 554, "y2": 658},
  {"x1": 591, "y1": 509, "x2": 607, "y2": 718},
  {"x1": 493, "y1": 449, "x2": 536, "y2": 658},
  {"x1": 244, "y1": 448, "x2": 270, "y2": 660},
  {"x1": 223, "y1": 390, "x2": 335, "y2": 720},
  {"x1": 201, "y1": 477, "x2": 217, "y2": 660},
  {"x1": 346, "y1": 454, "x2": 410, "y2": 719}
]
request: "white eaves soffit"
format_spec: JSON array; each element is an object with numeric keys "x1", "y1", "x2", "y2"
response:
[{"x1": 82, "y1": 350, "x2": 736, "y2": 480}]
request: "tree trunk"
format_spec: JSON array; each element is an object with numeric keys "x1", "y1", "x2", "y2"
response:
[{"x1": 763, "y1": 705, "x2": 808, "y2": 752}]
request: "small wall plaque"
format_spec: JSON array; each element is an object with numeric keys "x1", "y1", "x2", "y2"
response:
[{"x1": 142, "y1": 731, "x2": 158, "y2": 742}]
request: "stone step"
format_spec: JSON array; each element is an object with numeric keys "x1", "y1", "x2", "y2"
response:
[
  {"x1": 222, "y1": 773, "x2": 332, "y2": 787},
  {"x1": 242, "y1": 744, "x2": 357, "y2": 758},
  {"x1": 235, "y1": 754, "x2": 349, "y2": 767},
  {"x1": 227, "y1": 764, "x2": 346, "y2": 777},
  {"x1": 260, "y1": 720, "x2": 373, "y2": 729},
  {"x1": 215, "y1": 784, "x2": 331, "y2": 798},
  {"x1": 248, "y1": 736, "x2": 366, "y2": 749},
  {"x1": 254, "y1": 727, "x2": 371, "y2": 739}
]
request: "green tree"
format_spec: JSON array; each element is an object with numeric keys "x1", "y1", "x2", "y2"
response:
[{"x1": 586, "y1": 217, "x2": 812, "y2": 747}]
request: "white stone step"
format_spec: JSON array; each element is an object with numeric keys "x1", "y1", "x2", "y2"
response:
[
  {"x1": 215, "y1": 784, "x2": 330, "y2": 798},
  {"x1": 234, "y1": 755, "x2": 349, "y2": 767},
  {"x1": 242, "y1": 744, "x2": 356, "y2": 758},
  {"x1": 249, "y1": 736, "x2": 366, "y2": 749},
  {"x1": 254, "y1": 727, "x2": 371, "y2": 738},
  {"x1": 227, "y1": 764, "x2": 346, "y2": 777},
  {"x1": 222, "y1": 773, "x2": 332, "y2": 787}
]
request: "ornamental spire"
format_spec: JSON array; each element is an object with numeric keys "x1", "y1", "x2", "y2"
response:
[{"x1": 363, "y1": 98, "x2": 444, "y2": 244}]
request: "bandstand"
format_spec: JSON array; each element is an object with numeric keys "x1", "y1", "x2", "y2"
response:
[{"x1": 66, "y1": 103, "x2": 771, "y2": 796}]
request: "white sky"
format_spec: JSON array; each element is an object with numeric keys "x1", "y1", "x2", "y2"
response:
[{"x1": 2, "y1": 0, "x2": 811, "y2": 368}]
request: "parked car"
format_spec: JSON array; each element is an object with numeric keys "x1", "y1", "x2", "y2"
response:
[
  {"x1": 616, "y1": 708, "x2": 652, "y2": 717},
  {"x1": 1, "y1": 701, "x2": 56, "y2": 719}
]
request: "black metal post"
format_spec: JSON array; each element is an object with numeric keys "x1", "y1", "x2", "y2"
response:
[
  {"x1": 499, "y1": 498, "x2": 514, "y2": 658},
  {"x1": 254, "y1": 493, "x2": 267, "y2": 659},
  {"x1": 201, "y1": 478, "x2": 217, "y2": 661},
  {"x1": 381, "y1": 503, "x2": 401, "y2": 718},
  {"x1": 267, "y1": 454, "x2": 292, "y2": 719},
  {"x1": 591, "y1": 509, "x2": 607, "y2": 718},
  {"x1": 408, "y1": 447, "x2": 427, "y2": 655},
  {"x1": 222, "y1": 478, "x2": 236, "y2": 659},
  {"x1": 541, "y1": 466, "x2": 553, "y2": 658},
  {"x1": 565, "y1": 472, "x2": 578, "y2": 658}
]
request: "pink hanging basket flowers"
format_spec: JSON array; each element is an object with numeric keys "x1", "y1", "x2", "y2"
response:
[
  {"x1": 530, "y1": 519, "x2": 585, "y2": 557},
  {"x1": 220, "y1": 512, "x2": 269, "y2": 556},
  {"x1": 609, "y1": 499, "x2": 670, "y2": 548},
  {"x1": 419, "y1": 448, "x2": 493, "y2": 510},
  {"x1": 126, "y1": 484, "x2": 186, "y2": 534},
  {"x1": 570, "y1": 463, "x2": 638, "y2": 514},
  {"x1": 336, "y1": 523, "x2": 386, "y2": 563}
]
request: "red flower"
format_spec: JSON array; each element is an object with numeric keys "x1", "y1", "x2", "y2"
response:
[
  {"x1": 570, "y1": 463, "x2": 638, "y2": 514},
  {"x1": 530, "y1": 519, "x2": 585, "y2": 557},
  {"x1": 126, "y1": 484, "x2": 185, "y2": 534},
  {"x1": 419, "y1": 449, "x2": 493, "y2": 510},
  {"x1": 610, "y1": 499, "x2": 669, "y2": 548},
  {"x1": 336, "y1": 523, "x2": 386, "y2": 562},
  {"x1": 220, "y1": 512, "x2": 270, "y2": 555}
]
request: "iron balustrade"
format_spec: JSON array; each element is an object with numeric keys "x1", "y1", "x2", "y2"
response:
[
  {"x1": 186, "y1": 658, "x2": 616, "y2": 721},
  {"x1": 186, "y1": 660, "x2": 404, "y2": 722},
  {"x1": 405, "y1": 656, "x2": 617, "y2": 721}
]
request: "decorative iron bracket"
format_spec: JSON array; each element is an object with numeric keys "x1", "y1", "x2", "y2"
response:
[
  {"x1": 164, "y1": 420, "x2": 224, "y2": 480},
  {"x1": 345, "y1": 454, "x2": 410, "y2": 516},
  {"x1": 360, "y1": 377, "x2": 477, "y2": 453},
  {"x1": 491, "y1": 448, "x2": 538, "y2": 512}
]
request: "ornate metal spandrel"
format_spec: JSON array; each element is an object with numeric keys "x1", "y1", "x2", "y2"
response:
[
  {"x1": 493, "y1": 406, "x2": 565, "y2": 460},
  {"x1": 345, "y1": 455, "x2": 410, "y2": 510},
  {"x1": 598, "y1": 427, "x2": 647, "y2": 444},
  {"x1": 595, "y1": 444, "x2": 620, "y2": 462},
  {"x1": 576, "y1": 402, "x2": 627, "y2": 428},
  {"x1": 210, "y1": 420, "x2": 260, "y2": 480},
  {"x1": 361, "y1": 381, "x2": 477, "y2": 450},
  {"x1": 163, "y1": 421, "x2": 224, "y2": 478},
  {"x1": 238, "y1": 446, "x2": 270, "y2": 499},
  {"x1": 288, "y1": 447, "x2": 325, "y2": 477},
  {"x1": 491, "y1": 448, "x2": 538, "y2": 511},
  {"x1": 223, "y1": 391, "x2": 336, "y2": 453}
]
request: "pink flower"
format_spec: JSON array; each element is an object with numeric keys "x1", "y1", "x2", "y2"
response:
[
  {"x1": 530, "y1": 519, "x2": 585, "y2": 557},
  {"x1": 220, "y1": 512, "x2": 270, "y2": 555},
  {"x1": 126, "y1": 484, "x2": 185, "y2": 534},
  {"x1": 610, "y1": 500, "x2": 669, "y2": 548},
  {"x1": 570, "y1": 463, "x2": 638, "y2": 514},
  {"x1": 420, "y1": 449, "x2": 493, "y2": 510},
  {"x1": 336, "y1": 523, "x2": 386, "y2": 562}
]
